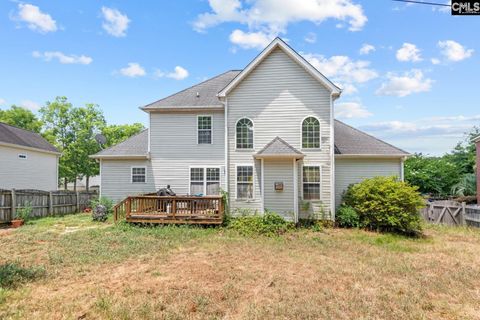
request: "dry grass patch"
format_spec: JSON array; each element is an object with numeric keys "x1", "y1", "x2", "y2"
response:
[{"x1": 0, "y1": 214, "x2": 479, "y2": 319}]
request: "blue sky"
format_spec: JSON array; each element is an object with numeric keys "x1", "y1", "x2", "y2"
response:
[{"x1": 0, "y1": 0, "x2": 478, "y2": 155}]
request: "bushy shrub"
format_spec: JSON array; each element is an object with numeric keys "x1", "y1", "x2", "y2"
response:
[
  {"x1": 228, "y1": 211, "x2": 294, "y2": 236},
  {"x1": 0, "y1": 262, "x2": 46, "y2": 289},
  {"x1": 16, "y1": 202, "x2": 33, "y2": 222},
  {"x1": 343, "y1": 176, "x2": 425, "y2": 236},
  {"x1": 336, "y1": 205, "x2": 360, "y2": 228},
  {"x1": 90, "y1": 197, "x2": 113, "y2": 222}
]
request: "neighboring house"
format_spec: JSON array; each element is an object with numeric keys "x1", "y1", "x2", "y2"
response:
[
  {"x1": 475, "y1": 135, "x2": 480, "y2": 205},
  {"x1": 0, "y1": 122, "x2": 60, "y2": 190},
  {"x1": 92, "y1": 38, "x2": 408, "y2": 221},
  {"x1": 66, "y1": 176, "x2": 101, "y2": 192}
]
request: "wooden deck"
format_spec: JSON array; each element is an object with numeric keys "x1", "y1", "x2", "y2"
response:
[{"x1": 113, "y1": 195, "x2": 224, "y2": 225}]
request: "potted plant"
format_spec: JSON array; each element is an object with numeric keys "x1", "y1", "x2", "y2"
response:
[{"x1": 11, "y1": 203, "x2": 32, "y2": 228}]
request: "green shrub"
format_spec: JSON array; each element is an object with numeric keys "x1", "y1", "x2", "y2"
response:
[
  {"x1": 0, "y1": 262, "x2": 46, "y2": 289},
  {"x1": 90, "y1": 196, "x2": 114, "y2": 213},
  {"x1": 343, "y1": 176, "x2": 425, "y2": 236},
  {"x1": 336, "y1": 205, "x2": 360, "y2": 228},
  {"x1": 17, "y1": 202, "x2": 33, "y2": 222},
  {"x1": 228, "y1": 211, "x2": 294, "y2": 236}
]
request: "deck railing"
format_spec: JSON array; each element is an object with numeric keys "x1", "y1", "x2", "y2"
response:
[{"x1": 113, "y1": 195, "x2": 224, "y2": 224}]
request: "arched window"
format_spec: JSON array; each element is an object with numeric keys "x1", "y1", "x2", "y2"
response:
[
  {"x1": 236, "y1": 118, "x2": 254, "y2": 149},
  {"x1": 302, "y1": 117, "x2": 320, "y2": 149}
]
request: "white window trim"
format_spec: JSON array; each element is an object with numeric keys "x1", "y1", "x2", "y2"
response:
[
  {"x1": 235, "y1": 117, "x2": 254, "y2": 151},
  {"x1": 188, "y1": 166, "x2": 221, "y2": 195},
  {"x1": 235, "y1": 163, "x2": 255, "y2": 201},
  {"x1": 197, "y1": 115, "x2": 213, "y2": 145},
  {"x1": 300, "y1": 115, "x2": 321, "y2": 151},
  {"x1": 301, "y1": 164, "x2": 322, "y2": 201},
  {"x1": 18, "y1": 153, "x2": 28, "y2": 159},
  {"x1": 131, "y1": 166, "x2": 147, "y2": 184}
]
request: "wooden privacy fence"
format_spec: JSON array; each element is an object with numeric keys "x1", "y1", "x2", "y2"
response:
[
  {"x1": 0, "y1": 189, "x2": 98, "y2": 222},
  {"x1": 421, "y1": 200, "x2": 480, "y2": 228}
]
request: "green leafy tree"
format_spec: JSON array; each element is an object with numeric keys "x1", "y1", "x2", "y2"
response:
[
  {"x1": 444, "y1": 126, "x2": 480, "y2": 175},
  {"x1": 102, "y1": 123, "x2": 144, "y2": 147},
  {"x1": 68, "y1": 104, "x2": 106, "y2": 191},
  {"x1": 404, "y1": 154, "x2": 460, "y2": 197},
  {"x1": 39, "y1": 97, "x2": 75, "y2": 189},
  {"x1": 0, "y1": 105, "x2": 43, "y2": 133}
]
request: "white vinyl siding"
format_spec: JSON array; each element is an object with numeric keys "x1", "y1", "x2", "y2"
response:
[
  {"x1": 227, "y1": 47, "x2": 333, "y2": 214},
  {"x1": 0, "y1": 145, "x2": 58, "y2": 190},
  {"x1": 263, "y1": 159, "x2": 294, "y2": 220},
  {"x1": 335, "y1": 158, "x2": 402, "y2": 208},
  {"x1": 150, "y1": 112, "x2": 225, "y2": 195},
  {"x1": 101, "y1": 160, "x2": 155, "y2": 202}
]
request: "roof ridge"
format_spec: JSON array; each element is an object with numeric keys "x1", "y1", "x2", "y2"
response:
[
  {"x1": 142, "y1": 70, "x2": 240, "y2": 109},
  {"x1": 95, "y1": 128, "x2": 148, "y2": 155},
  {"x1": 335, "y1": 119, "x2": 409, "y2": 155},
  {"x1": 256, "y1": 136, "x2": 303, "y2": 155}
]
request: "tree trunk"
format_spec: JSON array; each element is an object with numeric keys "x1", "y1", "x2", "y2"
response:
[
  {"x1": 86, "y1": 176, "x2": 90, "y2": 192},
  {"x1": 64, "y1": 178, "x2": 68, "y2": 190},
  {"x1": 74, "y1": 179, "x2": 77, "y2": 192}
]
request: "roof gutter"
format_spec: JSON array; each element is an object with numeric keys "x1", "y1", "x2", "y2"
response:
[
  {"x1": 335, "y1": 154, "x2": 410, "y2": 159},
  {"x1": 140, "y1": 106, "x2": 224, "y2": 113},
  {"x1": 89, "y1": 153, "x2": 150, "y2": 160}
]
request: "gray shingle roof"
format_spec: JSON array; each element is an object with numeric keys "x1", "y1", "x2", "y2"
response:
[
  {"x1": 142, "y1": 70, "x2": 241, "y2": 110},
  {"x1": 94, "y1": 122, "x2": 408, "y2": 158},
  {"x1": 256, "y1": 136, "x2": 304, "y2": 158},
  {"x1": 0, "y1": 122, "x2": 59, "y2": 153},
  {"x1": 334, "y1": 120, "x2": 408, "y2": 155},
  {"x1": 92, "y1": 129, "x2": 149, "y2": 157}
]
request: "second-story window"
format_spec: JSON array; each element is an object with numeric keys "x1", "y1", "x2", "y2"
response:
[
  {"x1": 302, "y1": 117, "x2": 320, "y2": 149},
  {"x1": 236, "y1": 118, "x2": 253, "y2": 149},
  {"x1": 198, "y1": 116, "x2": 212, "y2": 144}
]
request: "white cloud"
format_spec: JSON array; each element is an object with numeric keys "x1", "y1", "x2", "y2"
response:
[
  {"x1": 229, "y1": 30, "x2": 274, "y2": 50},
  {"x1": 15, "y1": 4, "x2": 57, "y2": 33},
  {"x1": 0, "y1": 98, "x2": 6, "y2": 106},
  {"x1": 431, "y1": 58, "x2": 440, "y2": 65},
  {"x1": 167, "y1": 66, "x2": 189, "y2": 80},
  {"x1": 438, "y1": 40, "x2": 473, "y2": 62},
  {"x1": 304, "y1": 32, "x2": 317, "y2": 44},
  {"x1": 194, "y1": 0, "x2": 367, "y2": 48},
  {"x1": 21, "y1": 100, "x2": 40, "y2": 111},
  {"x1": 32, "y1": 51, "x2": 92, "y2": 65},
  {"x1": 335, "y1": 102, "x2": 372, "y2": 119},
  {"x1": 119, "y1": 63, "x2": 146, "y2": 77},
  {"x1": 376, "y1": 69, "x2": 433, "y2": 97},
  {"x1": 303, "y1": 53, "x2": 378, "y2": 94},
  {"x1": 396, "y1": 43, "x2": 422, "y2": 62},
  {"x1": 359, "y1": 43, "x2": 375, "y2": 55},
  {"x1": 154, "y1": 66, "x2": 189, "y2": 80},
  {"x1": 101, "y1": 7, "x2": 130, "y2": 37}
]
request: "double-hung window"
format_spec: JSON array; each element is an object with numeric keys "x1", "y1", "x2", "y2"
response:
[
  {"x1": 302, "y1": 166, "x2": 321, "y2": 200},
  {"x1": 236, "y1": 165, "x2": 253, "y2": 199},
  {"x1": 198, "y1": 116, "x2": 212, "y2": 144},
  {"x1": 131, "y1": 167, "x2": 146, "y2": 183},
  {"x1": 190, "y1": 167, "x2": 220, "y2": 195}
]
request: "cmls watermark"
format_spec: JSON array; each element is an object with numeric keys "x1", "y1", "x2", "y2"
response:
[{"x1": 452, "y1": 0, "x2": 480, "y2": 15}]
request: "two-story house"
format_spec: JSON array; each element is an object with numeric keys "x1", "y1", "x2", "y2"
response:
[{"x1": 92, "y1": 38, "x2": 408, "y2": 221}]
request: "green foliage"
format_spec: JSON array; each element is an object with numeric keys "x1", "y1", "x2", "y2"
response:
[
  {"x1": 0, "y1": 105, "x2": 43, "y2": 133},
  {"x1": 344, "y1": 176, "x2": 425, "y2": 236},
  {"x1": 90, "y1": 197, "x2": 114, "y2": 213},
  {"x1": 336, "y1": 205, "x2": 360, "y2": 228},
  {"x1": 0, "y1": 262, "x2": 46, "y2": 289},
  {"x1": 16, "y1": 202, "x2": 33, "y2": 222},
  {"x1": 451, "y1": 173, "x2": 477, "y2": 196},
  {"x1": 228, "y1": 211, "x2": 294, "y2": 236},
  {"x1": 101, "y1": 123, "x2": 145, "y2": 147},
  {"x1": 404, "y1": 154, "x2": 460, "y2": 197}
]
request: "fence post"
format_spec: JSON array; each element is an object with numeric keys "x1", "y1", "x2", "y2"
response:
[
  {"x1": 11, "y1": 188, "x2": 16, "y2": 219},
  {"x1": 76, "y1": 191, "x2": 80, "y2": 212},
  {"x1": 49, "y1": 191, "x2": 54, "y2": 215},
  {"x1": 461, "y1": 202, "x2": 466, "y2": 226}
]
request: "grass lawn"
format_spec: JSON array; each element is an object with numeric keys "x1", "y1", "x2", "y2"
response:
[{"x1": 1, "y1": 213, "x2": 480, "y2": 319}]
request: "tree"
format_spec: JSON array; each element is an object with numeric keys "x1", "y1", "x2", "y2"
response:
[
  {"x1": 0, "y1": 105, "x2": 43, "y2": 133},
  {"x1": 102, "y1": 123, "x2": 144, "y2": 147},
  {"x1": 69, "y1": 104, "x2": 106, "y2": 191},
  {"x1": 404, "y1": 154, "x2": 460, "y2": 197},
  {"x1": 39, "y1": 97, "x2": 75, "y2": 189},
  {"x1": 444, "y1": 126, "x2": 480, "y2": 175}
]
